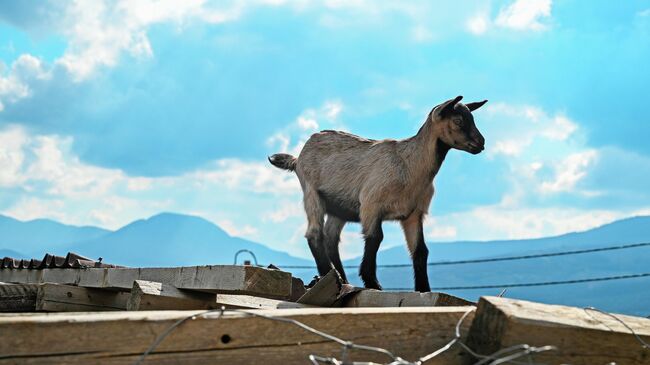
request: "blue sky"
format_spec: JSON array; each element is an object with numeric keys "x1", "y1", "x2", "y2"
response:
[{"x1": 1, "y1": 0, "x2": 650, "y2": 259}]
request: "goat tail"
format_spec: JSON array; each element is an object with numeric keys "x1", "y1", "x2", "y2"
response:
[{"x1": 268, "y1": 153, "x2": 297, "y2": 172}]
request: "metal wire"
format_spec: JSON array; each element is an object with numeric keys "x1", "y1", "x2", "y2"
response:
[
  {"x1": 134, "y1": 302, "x2": 648, "y2": 365},
  {"x1": 278, "y1": 242, "x2": 650, "y2": 269},
  {"x1": 584, "y1": 307, "x2": 650, "y2": 350},
  {"x1": 134, "y1": 305, "x2": 555, "y2": 365},
  {"x1": 384, "y1": 272, "x2": 650, "y2": 291}
]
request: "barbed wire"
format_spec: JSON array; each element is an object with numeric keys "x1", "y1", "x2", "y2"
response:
[
  {"x1": 133, "y1": 306, "x2": 557, "y2": 365},
  {"x1": 384, "y1": 272, "x2": 650, "y2": 291},
  {"x1": 276, "y1": 242, "x2": 650, "y2": 269}
]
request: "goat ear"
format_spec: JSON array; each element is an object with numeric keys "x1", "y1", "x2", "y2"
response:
[
  {"x1": 435, "y1": 95, "x2": 463, "y2": 117},
  {"x1": 466, "y1": 100, "x2": 488, "y2": 112}
]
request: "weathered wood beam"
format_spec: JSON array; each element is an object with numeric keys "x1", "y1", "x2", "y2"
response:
[
  {"x1": 215, "y1": 294, "x2": 311, "y2": 309},
  {"x1": 297, "y1": 270, "x2": 342, "y2": 306},
  {"x1": 289, "y1": 277, "x2": 306, "y2": 302},
  {"x1": 343, "y1": 290, "x2": 474, "y2": 308},
  {"x1": 0, "y1": 283, "x2": 38, "y2": 312},
  {"x1": 0, "y1": 265, "x2": 292, "y2": 299},
  {"x1": 36, "y1": 283, "x2": 130, "y2": 312},
  {"x1": 465, "y1": 296, "x2": 650, "y2": 365},
  {"x1": 0, "y1": 306, "x2": 476, "y2": 365},
  {"x1": 128, "y1": 280, "x2": 219, "y2": 311}
]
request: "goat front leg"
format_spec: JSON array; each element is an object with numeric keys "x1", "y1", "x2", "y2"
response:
[
  {"x1": 323, "y1": 215, "x2": 348, "y2": 283},
  {"x1": 401, "y1": 212, "x2": 431, "y2": 292},
  {"x1": 359, "y1": 214, "x2": 384, "y2": 290},
  {"x1": 303, "y1": 187, "x2": 332, "y2": 276}
]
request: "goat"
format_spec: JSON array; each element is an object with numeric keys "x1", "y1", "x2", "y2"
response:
[{"x1": 269, "y1": 96, "x2": 487, "y2": 292}]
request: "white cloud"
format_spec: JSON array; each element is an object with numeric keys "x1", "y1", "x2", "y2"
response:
[
  {"x1": 267, "y1": 99, "x2": 346, "y2": 155},
  {"x1": 458, "y1": 206, "x2": 619, "y2": 240},
  {"x1": 542, "y1": 115, "x2": 577, "y2": 140},
  {"x1": 323, "y1": 100, "x2": 343, "y2": 120},
  {"x1": 466, "y1": 13, "x2": 489, "y2": 35},
  {"x1": 338, "y1": 229, "x2": 364, "y2": 259},
  {"x1": 485, "y1": 103, "x2": 578, "y2": 158},
  {"x1": 24, "y1": 135, "x2": 125, "y2": 198},
  {"x1": 479, "y1": 101, "x2": 600, "y2": 204},
  {"x1": 297, "y1": 116, "x2": 318, "y2": 131},
  {"x1": 424, "y1": 218, "x2": 458, "y2": 239},
  {"x1": 53, "y1": 0, "x2": 259, "y2": 81},
  {"x1": 495, "y1": 0, "x2": 552, "y2": 31},
  {"x1": 127, "y1": 177, "x2": 153, "y2": 191},
  {"x1": 0, "y1": 124, "x2": 302, "y2": 230},
  {"x1": 0, "y1": 126, "x2": 28, "y2": 187},
  {"x1": 411, "y1": 25, "x2": 435, "y2": 42},
  {"x1": 216, "y1": 219, "x2": 259, "y2": 238},
  {"x1": 192, "y1": 159, "x2": 301, "y2": 195},
  {"x1": 264, "y1": 201, "x2": 303, "y2": 223},
  {"x1": 3, "y1": 198, "x2": 67, "y2": 222},
  {"x1": 0, "y1": 54, "x2": 49, "y2": 109},
  {"x1": 540, "y1": 150, "x2": 598, "y2": 193}
]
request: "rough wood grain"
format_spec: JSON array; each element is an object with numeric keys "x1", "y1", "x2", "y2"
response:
[
  {"x1": 465, "y1": 296, "x2": 650, "y2": 365},
  {"x1": 128, "y1": 280, "x2": 219, "y2": 311},
  {"x1": 289, "y1": 277, "x2": 306, "y2": 302},
  {"x1": 215, "y1": 294, "x2": 311, "y2": 309},
  {"x1": 36, "y1": 284, "x2": 130, "y2": 312},
  {"x1": 0, "y1": 306, "x2": 475, "y2": 365},
  {"x1": 0, "y1": 283, "x2": 38, "y2": 312},
  {"x1": 343, "y1": 290, "x2": 474, "y2": 308},
  {"x1": 297, "y1": 270, "x2": 342, "y2": 306},
  {"x1": 0, "y1": 266, "x2": 292, "y2": 299}
]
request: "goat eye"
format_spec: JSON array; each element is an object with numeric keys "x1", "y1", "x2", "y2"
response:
[{"x1": 453, "y1": 119, "x2": 463, "y2": 126}]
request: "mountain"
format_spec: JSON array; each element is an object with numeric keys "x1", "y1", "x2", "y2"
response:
[
  {"x1": 2, "y1": 212, "x2": 648, "y2": 316},
  {"x1": 0, "y1": 215, "x2": 110, "y2": 257},
  {"x1": 325, "y1": 215, "x2": 650, "y2": 316},
  {"x1": 0, "y1": 248, "x2": 27, "y2": 259},
  {"x1": 340, "y1": 215, "x2": 650, "y2": 265},
  {"x1": 67, "y1": 212, "x2": 312, "y2": 267}
]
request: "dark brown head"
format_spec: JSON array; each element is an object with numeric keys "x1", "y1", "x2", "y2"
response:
[{"x1": 432, "y1": 95, "x2": 487, "y2": 154}]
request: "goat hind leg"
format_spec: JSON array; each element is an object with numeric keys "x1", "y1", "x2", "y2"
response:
[
  {"x1": 303, "y1": 188, "x2": 332, "y2": 276},
  {"x1": 323, "y1": 215, "x2": 348, "y2": 283}
]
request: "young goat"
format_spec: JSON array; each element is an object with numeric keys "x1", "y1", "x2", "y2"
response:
[{"x1": 269, "y1": 96, "x2": 487, "y2": 292}]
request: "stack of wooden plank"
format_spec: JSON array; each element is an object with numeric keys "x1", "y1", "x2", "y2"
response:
[
  {"x1": 0, "y1": 265, "x2": 470, "y2": 312},
  {"x1": 1, "y1": 262, "x2": 649, "y2": 364}
]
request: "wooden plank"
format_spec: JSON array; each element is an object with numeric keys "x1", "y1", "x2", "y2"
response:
[
  {"x1": 0, "y1": 265, "x2": 292, "y2": 299},
  {"x1": 36, "y1": 284, "x2": 130, "y2": 312},
  {"x1": 297, "y1": 270, "x2": 342, "y2": 306},
  {"x1": 215, "y1": 294, "x2": 311, "y2": 309},
  {"x1": 465, "y1": 296, "x2": 650, "y2": 365},
  {"x1": 0, "y1": 283, "x2": 38, "y2": 312},
  {"x1": 344, "y1": 290, "x2": 474, "y2": 308},
  {"x1": 128, "y1": 280, "x2": 219, "y2": 311},
  {"x1": 289, "y1": 277, "x2": 306, "y2": 302},
  {"x1": 0, "y1": 306, "x2": 475, "y2": 365}
]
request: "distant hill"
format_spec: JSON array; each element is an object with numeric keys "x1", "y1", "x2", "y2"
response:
[
  {"x1": 0, "y1": 248, "x2": 26, "y2": 259},
  {"x1": 1, "y1": 212, "x2": 649, "y2": 316},
  {"x1": 66, "y1": 213, "x2": 312, "y2": 267},
  {"x1": 328, "y1": 215, "x2": 650, "y2": 317},
  {"x1": 343, "y1": 215, "x2": 650, "y2": 265},
  {"x1": 0, "y1": 215, "x2": 110, "y2": 257}
]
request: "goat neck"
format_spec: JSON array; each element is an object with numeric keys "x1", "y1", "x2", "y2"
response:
[{"x1": 406, "y1": 113, "x2": 451, "y2": 182}]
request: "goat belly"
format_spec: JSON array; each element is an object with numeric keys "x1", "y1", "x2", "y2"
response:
[{"x1": 318, "y1": 191, "x2": 361, "y2": 222}]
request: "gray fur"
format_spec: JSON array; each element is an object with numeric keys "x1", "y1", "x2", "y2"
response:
[{"x1": 270, "y1": 96, "x2": 487, "y2": 291}]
